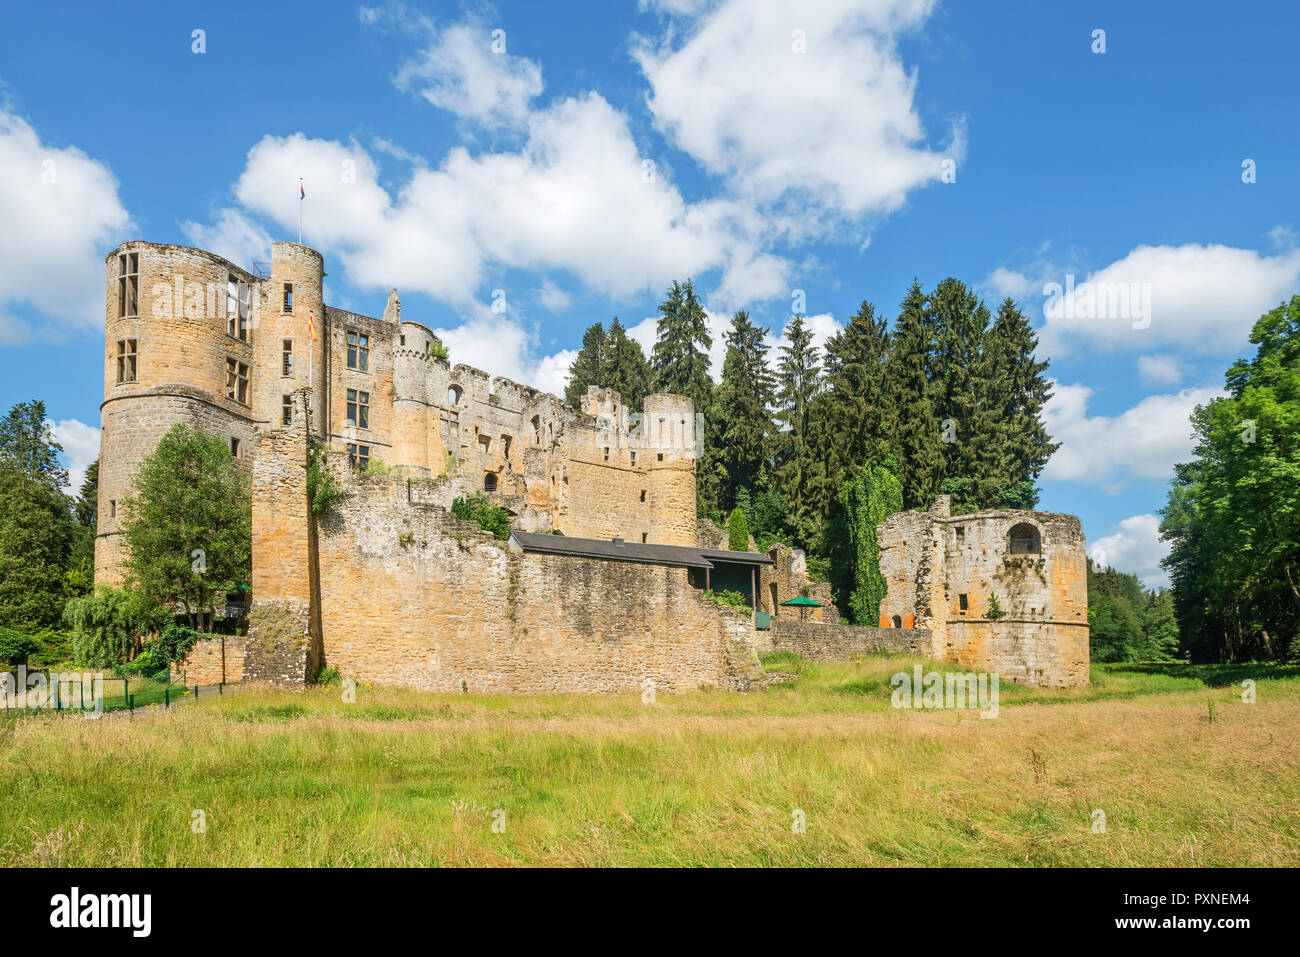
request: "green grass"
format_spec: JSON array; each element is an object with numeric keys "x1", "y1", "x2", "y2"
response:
[{"x1": 1, "y1": 655, "x2": 1296, "y2": 866}]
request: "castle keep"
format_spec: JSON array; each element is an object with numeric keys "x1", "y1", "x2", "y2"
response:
[{"x1": 96, "y1": 240, "x2": 1088, "y2": 692}]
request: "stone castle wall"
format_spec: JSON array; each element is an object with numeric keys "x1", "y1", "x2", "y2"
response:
[
  {"x1": 755, "y1": 619, "x2": 932, "y2": 659},
  {"x1": 171, "y1": 635, "x2": 245, "y2": 686},
  {"x1": 310, "y1": 470, "x2": 757, "y2": 694},
  {"x1": 877, "y1": 495, "x2": 1090, "y2": 687},
  {"x1": 96, "y1": 240, "x2": 700, "y2": 587}
]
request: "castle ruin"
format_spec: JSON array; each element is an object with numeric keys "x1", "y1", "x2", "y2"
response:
[{"x1": 95, "y1": 240, "x2": 1088, "y2": 691}]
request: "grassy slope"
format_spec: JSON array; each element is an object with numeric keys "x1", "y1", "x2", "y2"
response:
[{"x1": 2, "y1": 656, "x2": 1297, "y2": 867}]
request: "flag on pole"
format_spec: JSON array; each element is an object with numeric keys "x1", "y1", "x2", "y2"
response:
[
  {"x1": 308, "y1": 312, "x2": 317, "y2": 342},
  {"x1": 300, "y1": 182, "x2": 305, "y2": 200}
]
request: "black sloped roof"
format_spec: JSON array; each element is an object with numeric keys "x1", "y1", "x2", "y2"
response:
[{"x1": 508, "y1": 531, "x2": 772, "y2": 570}]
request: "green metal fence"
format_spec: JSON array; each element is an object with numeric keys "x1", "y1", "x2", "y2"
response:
[{"x1": 1, "y1": 671, "x2": 239, "y2": 718}]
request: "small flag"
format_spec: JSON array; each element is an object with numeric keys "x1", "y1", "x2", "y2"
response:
[
  {"x1": 308, "y1": 312, "x2": 317, "y2": 342},
  {"x1": 299, "y1": 181, "x2": 305, "y2": 200}
]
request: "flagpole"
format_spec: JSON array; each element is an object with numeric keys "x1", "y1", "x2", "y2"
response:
[{"x1": 298, "y1": 178, "x2": 303, "y2": 245}]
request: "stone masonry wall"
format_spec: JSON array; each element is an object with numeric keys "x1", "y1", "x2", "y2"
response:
[
  {"x1": 311, "y1": 473, "x2": 759, "y2": 694},
  {"x1": 171, "y1": 635, "x2": 245, "y2": 685},
  {"x1": 755, "y1": 620, "x2": 932, "y2": 659}
]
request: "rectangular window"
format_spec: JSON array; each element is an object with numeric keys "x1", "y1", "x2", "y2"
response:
[
  {"x1": 630, "y1": 451, "x2": 636, "y2": 467},
  {"x1": 226, "y1": 358, "x2": 249, "y2": 405},
  {"x1": 230, "y1": 437, "x2": 241, "y2": 457},
  {"x1": 478, "y1": 434, "x2": 491, "y2": 454},
  {"x1": 641, "y1": 533, "x2": 648, "y2": 543},
  {"x1": 640, "y1": 490, "x2": 646, "y2": 502},
  {"x1": 958, "y1": 594, "x2": 969, "y2": 612},
  {"x1": 346, "y1": 389, "x2": 370, "y2": 429},
  {"x1": 283, "y1": 283, "x2": 293, "y2": 313},
  {"x1": 282, "y1": 395, "x2": 293, "y2": 426},
  {"x1": 955, "y1": 526, "x2": 965, "y2": 540},
  {"x1": 281, "y1": 339, "x2": 293, "y2": 376},
  {"x1": 116, "y1": 338, "x2": 137, "y2": 383},
  {"x1": 346, "y1": 330, "x2": 370, "y2": 372},
  {"x1": 110, "y1": 500, "x2": 116, "y2": 518},
  {"x1": 117, "y1": 253, "x2": 139, "y2": 318},
  {"x1": 603, "y1": 447, "x2": 610, "y2": 462},
  {"x1": 347, "y1": 444, "x2": 370, "y2": 471},
  {"x1": 226, "y1": 277, "x2": 250, "y2": 340}
]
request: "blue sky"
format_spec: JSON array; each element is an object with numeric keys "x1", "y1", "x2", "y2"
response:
[{"x1": 1, "y1": 0, "x2": 1297, "y2": 586}]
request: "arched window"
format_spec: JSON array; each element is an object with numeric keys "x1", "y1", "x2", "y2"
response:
[
  {"x1": 448, "y1": 385, "x2": 462, "y2": 405},
  {"x1": 1008, "y1": 522, "x2": 1041, "y2": 555},
  {"x1": 530, "y1": 415, "x2": 541, "y2": 443},
  {"x1": 892, "y1": 615, "x2": 903, "y2": 629},
  {"x1": 483, "y1": 473, "x2": 498, "y2": 493}
]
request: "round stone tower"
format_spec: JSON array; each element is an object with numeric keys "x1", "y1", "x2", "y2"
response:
[
  {"x1": 642, "y1": 393, "x2": 698, "y2": 546},
  {"x1": 391, "y1": 318, "x2": 435, "y2": 475},
  {"x1": 96, "y1": 241, "x2": 259, "y2": 583}
]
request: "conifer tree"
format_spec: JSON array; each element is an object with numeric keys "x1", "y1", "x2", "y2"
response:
[
  {"x1": 925, "y1": 278, "x2": 996, "y2": 511},
  {"x1": 983, "y1": 298, "x2": 1058, "y2": 506},
  {"x1": 816, "y1": 300, "x2": 892, "y2": 495},
  {"x1": 601, "y1": 318, "x2": 652, "y2": 411},
  {"x1": 564, "y1": 322, "x2": 608, "y2": 408},
  {"x1": 882, "y1": 280, "x2": 943, "y2": 509},
  {"x1": 712, "y1": 311, "x2": 776, "y2": 511},
  {"x1": 651, "y1": 279, "x2": 714, "y2": 417},
  {"x1": 774, "y1": 315, "x2": 825, "y2": 547}
]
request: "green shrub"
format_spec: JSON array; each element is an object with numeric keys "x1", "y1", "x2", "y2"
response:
[
  {"x1": 314, "y1": 665, "x2": 341, "y2": 686},
  {"x1": 0, "y1": 626, "x2": 40, "y2": 666},
  {"x1": 705, "y1": 589, "x2": 751, "y2": 610},
  {"x1": 451, "y1": 493, "x2": 512, "y2": 541},
  {"x1": 986, "y1": 592, "x2": 1007, "y2": 620},
  {"x1": 307, "y1": 437, "x2": 345, "y2": 515},
  {"x1": 362, "y1": 458, "x2": 392, "y2": 476},
  {"x1": 727, "y1": 508, "x2": 750, "y2": 551},
  {"x1": 158, "y1": 622, "x2": 202, "y2": 662},
  {"x1": 63, "y1": 587, "x2": 168, "y2": 668}
]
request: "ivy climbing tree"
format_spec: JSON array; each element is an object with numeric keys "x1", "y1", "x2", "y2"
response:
[{"x1": 843, "y1": 460, "x2": 902, "y2": 626}]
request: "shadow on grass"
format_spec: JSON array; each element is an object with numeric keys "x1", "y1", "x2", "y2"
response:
[{"x1": 1101, "y1": 660, "x2": 1300, "y2": 687}]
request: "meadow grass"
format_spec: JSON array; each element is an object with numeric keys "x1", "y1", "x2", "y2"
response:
[{"x1": 1, "y1": 656, "x2": 1296, "y2": 867}]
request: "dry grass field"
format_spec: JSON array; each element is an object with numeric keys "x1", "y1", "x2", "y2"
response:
[{"x1": 2, "y1": 655, "x2": 1297, "y2": 867}]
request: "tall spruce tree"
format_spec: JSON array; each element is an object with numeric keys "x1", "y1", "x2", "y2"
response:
[
  {"x1": 564, "y1": 322, "x2": 609, "y2": 408},
  {"x1": 816, "y1": 300, "x2": 893, "y2": 494},
  {"x1": 882, "y1": 280, "x2": 943, "y2": 509},
  {"x1": 712, "y1": 311, "x2": 776, "y2": 512},
  {"x1": 983, "y1": 298, "x2": 1058, "y2": 506},
  {"x1": 651, "y1": 279, "x2": 714, "y2": 416},
  {"x1": 774, "y1": 315, "x2": 826, "y2": 547},
  {"x1": 925, "y1": 278, "x2": 997, "y2": 511},
  {"x1": 601, "y1": 318, "x2": 652, "y2": 410}
]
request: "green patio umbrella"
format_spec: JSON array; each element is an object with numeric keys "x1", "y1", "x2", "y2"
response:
[{"x1": 780, "y1": 595, "x2": 823, "y2": 622}]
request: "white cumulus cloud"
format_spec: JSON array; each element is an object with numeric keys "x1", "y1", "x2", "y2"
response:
[
  {"x1": 51, "y1": 417, "x2": 100, "y2": 492},
  {"x1": 0, "y1": 108, "x2": 131, "y2": 343},
  {"x1": 1089, "y1": 514, "x2": 1171, "y2": 590},
  {"x1": 1043, "y1": 381, "x2": 1223, "y2": 490}
]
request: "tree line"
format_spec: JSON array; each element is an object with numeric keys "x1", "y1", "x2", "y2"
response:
[
  {"x1": 567, "y1": 276, "x2": 1059, "y2": 622},
  {"x1": 1160, "y1": 294, "x2": 1300, "y2": 663}
]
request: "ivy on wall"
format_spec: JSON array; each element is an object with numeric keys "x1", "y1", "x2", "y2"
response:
[{"x1": 843, "y1": 461, "x2": 902, "y2": 626}]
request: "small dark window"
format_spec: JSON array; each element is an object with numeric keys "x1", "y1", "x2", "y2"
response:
[
  {"x1": 657, "y1": 453, "x2": 663, "y2": 462},
  {"x1": 641, "y1": 533, "x2": 648, "y2": 543},
  {"x1": 603, "y1": 447, "x2": 610, "y2": 462},
  {"x1": 640, "y1": 490, "x2": 646, "y2": 502},
  {"x1": 399, "y1": 334, "x2": 405, "y2": 346},
  {"x1": 116, "y1": 338, "x2": 138, "y2": 383},
  {"x1": 283, "y1": 283, "x2": 293, "y2": 313},
  {"x1": 346, "y1": 330, "x2": 369, "y2": 371},
  {"x1": 282, "y1": 339, "x2": 293, "y2": 376},
  {"x1": 347, "y1": 444, "x2": 370, "y2": 471},
  {"x1": 955, "y1": 526, "x2": 964, "y2": 540},
  {"x1": 484, "y1": 473, "x2": 498, "y2": 492},
  {"x1": 117, "y1": 253, "x2": 139, "y2": 318},
  {"x1": 282, "y1": 395, "x2": 293, "y2": 426},
  {"x1": 958, "y1": 594, "x2": 969, "y2": 612},
  {"x1": 892, "y1": 615, "x2": 902, "y2": 628},
  {"x1": 230, "y1": 437, "x2": 241, "y2": 457},
  {"x1": 110, "y1": 500, "x2": 116, "y2": 518}
]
